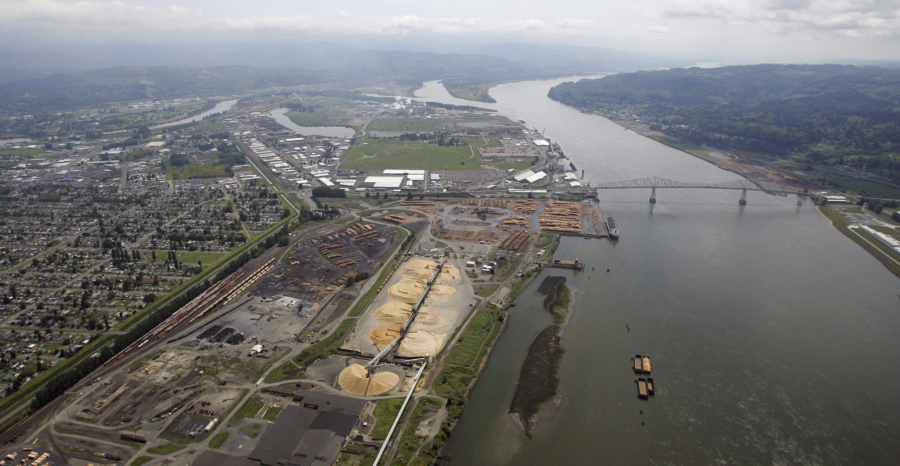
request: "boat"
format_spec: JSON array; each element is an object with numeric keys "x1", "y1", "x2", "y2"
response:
[
  {"x1": 633, "y1": 354, "x2": 643, "y2": 373},
  {"x1": 647, "y1": 377, "x2": 655, "y2": 395},
  {"x1": 642, "y1": 356, "x2": 651, "y2": 374},
  {"x1": 637, "y1": 378, "x2": 649, "y2": 399},
  {"x1": 606, "y1": 217, "x2": 619, "y2": 239}
]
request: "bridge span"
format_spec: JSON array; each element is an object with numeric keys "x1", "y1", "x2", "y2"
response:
[{"x1": 591, "y1": 177, "x2": 802, "y2": 205}]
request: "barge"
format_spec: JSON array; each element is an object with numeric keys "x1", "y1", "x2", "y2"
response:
[
  {"x1": 642, "y1": 356, "x2": 651, "y2": 374},
  {"x1": 606, "y1": 217, "x2": 619, "y2": 239},
  {"x1": 633, "y1": 354, "x2": 643, "y2": 373},
  {"x1": 647, "y1": 377, "x2": 655, "y2": 395},
  {"x1": 552, "y1": 258, "x2": 584, "y2": 270},
  {"x1": 637, "y1": 378, "x2": 649, "y2": 399}
]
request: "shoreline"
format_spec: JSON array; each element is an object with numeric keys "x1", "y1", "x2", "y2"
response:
[{"x1": 508, "y1": 275, "x2": 573, "y2": 435}]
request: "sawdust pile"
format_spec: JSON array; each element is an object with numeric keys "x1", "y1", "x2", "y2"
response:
[
  {"x1": 389, "y1": 279, "x2": 428, "y2": 303},
  {"x1": 415, "y1": 310, "x2": 441, "y2": 326},
  {"x1": 430, "y1": 285, "x2": 456, "y2": 297},
  {"x1": 440, "y1": 265, "x2": 461, "y2": 280},
  {"x1": 374, "y1": 302, "x2": 414, "y2": 324},
  {"x1": 374, "y1": 302, "x2": 441, "y2": 326},
  {"x1": 402, "y1": 258, "x2": 440, "y2": 280},
  {"x1": 401, "y1": 258, "x2": 461, "y2": 281},
  {"x1": 338, "y1": 364, "x2": 400, "y2": 396},
  {"x1": 370, "y1": 324, "x2": 401, "y2": 345},
  {"x1": 400, "y1": 330, "x2": 443, "y2": 357}
]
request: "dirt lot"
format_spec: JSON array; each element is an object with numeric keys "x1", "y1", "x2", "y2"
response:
[{"x1": 253, "y1": 223, "x2": 399, "y2": 300}]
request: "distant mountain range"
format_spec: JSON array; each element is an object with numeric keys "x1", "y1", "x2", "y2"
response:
[
  {"x1": 547, "y1": 64, "x2": 900, "y2": 157},
  {"x1": 0, "y1": 41, "x2": 683, "y2": 112}
]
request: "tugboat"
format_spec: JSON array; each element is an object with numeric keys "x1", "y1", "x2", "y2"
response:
[{"x1": 606, "y1": 217, "x2": 619, "y2": 239}]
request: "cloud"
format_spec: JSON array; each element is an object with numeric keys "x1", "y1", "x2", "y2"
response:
[
  {"x1": 558, "y1": 18, "x2": 597, "y2": 28},
  {"x1": 662, "y1": 0, "x2": 900, "y2": 39}
]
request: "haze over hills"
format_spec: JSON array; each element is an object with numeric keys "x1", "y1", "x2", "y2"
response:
[
  {"x1": 548, "y1": 64, "x2": 900, "y2": 167},
  {"x1": 0, "y1": 41, "x2": 681, "y2": 112}
]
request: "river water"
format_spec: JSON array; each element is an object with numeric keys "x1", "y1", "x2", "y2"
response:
[
  {"x1": 151, "y1": 99, "x2": 238, "y2": 128},
  {"x1": 268, "y1": 108, "x2": 356, "y2": 139},
  {"x1": 415, "y1": 79, "x2": 900, "y2": 464}
]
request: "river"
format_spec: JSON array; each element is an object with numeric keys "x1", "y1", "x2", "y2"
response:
[
  {"x1": 268, "y1": 108, "x2": 356, "y2": 139},
  {"x1": 151, "y1": 99, "x2": 239, "y2": 129},
  {"x1": 415, "y1": 79, "x2": 900, "y2": 464}
]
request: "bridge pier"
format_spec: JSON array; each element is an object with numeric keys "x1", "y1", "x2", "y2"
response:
[
  {"x1": 739, "y1": 188, "x2": 747, "y2": 205},
  {"x1": 650, "y1": 186, "x2": 656, "y2": 204}
]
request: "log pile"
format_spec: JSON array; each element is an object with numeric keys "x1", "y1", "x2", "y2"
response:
[
  {"x1": 499, "y1": 230, "x2": 533, "y2": 252},
  {"x1": 539, "y1": 201, "x2": 583, "y2": 233}
]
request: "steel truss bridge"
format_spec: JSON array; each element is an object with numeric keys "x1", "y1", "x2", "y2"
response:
[{"x1": 592, "y1": 177, "x2": 802, "y2": 205}]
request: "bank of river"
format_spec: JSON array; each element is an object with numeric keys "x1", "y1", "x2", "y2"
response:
[
  {"x1": 151, "y1": 99, "x2": 238, "y2": 128},
  {"x1": 416, "y1": 79, "x2": 900, "y2": 464},
  {"x1": 267, "y1": 108, "x2": 356, "y2": 138},
  {"x1": 508, "y1": 276, "x2": 571, "y2": 435}
]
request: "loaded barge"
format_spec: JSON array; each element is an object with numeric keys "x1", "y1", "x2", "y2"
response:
[
  {"x1": 552, "y1": 258, "x2": 584, "y2": 270},
  {"x1": 606, "y1": 217, "x2": 619, "y2": 239}
]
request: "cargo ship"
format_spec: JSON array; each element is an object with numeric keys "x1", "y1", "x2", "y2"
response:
[{"x1": 606, "y1": 217, "x2": 619, "y2": 239}]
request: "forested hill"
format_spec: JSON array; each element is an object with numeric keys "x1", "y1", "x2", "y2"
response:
[{"x1": 547, "y1": 64, "x2": 900, "y2": 160}]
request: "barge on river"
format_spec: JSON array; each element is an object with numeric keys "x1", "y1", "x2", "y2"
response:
[
  {"x1": 552, "y1": 258, "x2": 584, "y2": 270},
  {"x1": 633, "y1": 354, "x2": 643, "y2": 373},
  {"x1": 637, "y1": 378, "x2": 649, "y2": 399}
]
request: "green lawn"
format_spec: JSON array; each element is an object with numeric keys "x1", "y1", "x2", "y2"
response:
[
  {"x1": 159, "y1": 251, "x2": 225, "y2": 265},
  {"x1": 146, "y1": 444, "x2": 183, "y2": 455},
  {"x1": 342, "y1": 137, "x2": 481, "y2": 170},
  {"x1": 209, "y1": 432, "x2": 229, "y2": 449},
  {"x1": 816, "y1": 174, "x2": 900, "y2": 199},
  {"x1": 293, "y1": 318, "x2": 356, "y2": 369},
  {"x1": 230, "y1": 396, "x2": 266, "y2": 423},
  {"x1": 389, "y1": 397, "x2": 442, "y2": 466},
  {"x1": 263, "y1": 406, "x2": 283, "y2": 420},
  {"x1": 368, "y1": 119, "x2": 450, "y2": 132},
  {"x1": 131, "y1": 456, "x2": 154, "y2": 466},
  {"x1": 372, "y1": 398, "x2": 404, "y2": 440}
]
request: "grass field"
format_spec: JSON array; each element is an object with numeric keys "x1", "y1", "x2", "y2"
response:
[
  {"x1": 372, "y1": 398, "x2": 404, "y2": 440},
  {"x1": 287, "y1": 111, "x2": 354, "y2": 128},
  {"x1": 368, "y1": 119, "x2": 450, "y2": 132},
  {"x1": 342, "y1": 137, "x2": 481, "y2": 170},
  {"x1": 292, "y1": 318, "x2": 355, "y2": 368},
  {"x1": 168, "y1": 163, "x2": 229, "y2": 180},
  {"x1": 390, "y1": 397, "x2": 442, "y2": 466},
  {"x1": 230, "y1": 396, "x2": 266, "y2": 423},
  {"x1": 263, "y1": 406, "x2": 282, "y2": 420},
  {"x1": 131, "y1": 456, "x2": 154, "y2": 466},
  {"x1": 146, "y1": 444, "x2": 183, "y2": 455},
  {"x1": 209, "y1": 432, "x2": 229, "y2": 449},
  {"x1": 818, "y1": 175, "x2": 900, "y2": 199},
  {"x1": 263, "y1": 359, "x2": 305, "y2": 383}
]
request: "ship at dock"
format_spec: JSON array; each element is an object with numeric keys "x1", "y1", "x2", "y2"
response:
[{"x1": 606, "y1": 217, "x2": 619, "y2": 239}]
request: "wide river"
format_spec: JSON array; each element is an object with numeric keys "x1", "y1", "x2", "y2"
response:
[{"x1": 415, "y1": 79, "x2": 900, "y2": 464}]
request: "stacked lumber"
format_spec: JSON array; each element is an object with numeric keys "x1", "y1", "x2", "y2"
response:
[
  {"x1": 538, "y1": 201, "x2": 583, "y2": 233},
  {"x1": 499, "y1": 230, "x2": 533, "y2": 251},
  {"x1": 383, "y1": 214, "x2": 406, "y2": 224}
]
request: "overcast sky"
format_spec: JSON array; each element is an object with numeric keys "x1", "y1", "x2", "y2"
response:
[{"x1": 2, "y1": 0, "x2": 898, "y2": 61}]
